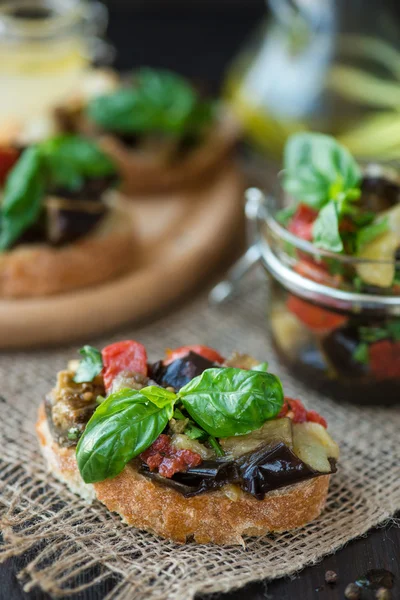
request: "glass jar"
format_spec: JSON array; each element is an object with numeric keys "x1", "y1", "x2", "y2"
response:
[
  {"x1": 0, "y1": 0, "x2": 113, "y2": 130},
  {"x1": 226, "y1": 0, "x2": 400, "y2": 161},
  {"x1": 249, "y1": 184, "x2": 400, "y2": 405}
]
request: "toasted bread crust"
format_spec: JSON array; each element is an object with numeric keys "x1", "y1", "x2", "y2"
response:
[
  {"x1": 37, "y1": 404, "x2": 330, "y2": 545},
  {"x1": 99, "y1": 114, "x2": 239, "y2": 195},
  {"x1": 0, "y1": 197, "x2": 136, "y2": 298}
]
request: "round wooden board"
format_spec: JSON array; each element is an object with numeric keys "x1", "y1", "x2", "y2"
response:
[{"x1": 0, "y1": 162, "x2": 243, "y2": 349}]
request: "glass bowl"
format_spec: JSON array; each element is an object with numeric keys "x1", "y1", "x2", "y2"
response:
[{"x1": 253, "y1": 183, "x2": 400, "y2": 405}]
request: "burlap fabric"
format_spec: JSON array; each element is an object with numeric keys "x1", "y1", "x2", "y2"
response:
[{"x1": 0, "y1": 272, "x2": 399, "y2": 599}]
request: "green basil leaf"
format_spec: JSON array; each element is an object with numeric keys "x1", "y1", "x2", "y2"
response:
[
  {"x1": 312, "y1": 200, "x2": 343, "y2": 252},
  {"x1": 185, "y1": 423, "x2": 208, "y2": 441},
  {"x1": 387, "y1": 321, "x2": 400, "y2": 341},
  {"x1": 173, "y1": 408, "x2": 186, "y2": 420},
  {"x1": 0, "y1": 147, "x2": 45, "y2": 250},
  {"x1": 40, "y1": 135, "x2": 117, "y2": 191},
  {"x1": 353, "y1": 342, "x2": 369, "y2": 365},
  {"x1": 87, "y1": 68, "x2": 213, "y2": 137},
  {"x1": 360, "y1": 327, "x2": 386, "y2": 343},
  {"x1": 251, "y1": 362, "x2": 269, "y2": 372},
  {"x1": 178, "y1": 368, "x2": 284, "y2": 438},
  {"x1": 76, "y1": 388, "x2": 173, "y2": 483},
  {"x1": 358, "y1": 323, "x2": 400, "y2": 343},
  {"x1": 283, "y1": 133, "x2": 361, "y2": 210},
  {"x1": 356, "y1": 217, "x2": 389, "y2": 252},
  {"x1": 73, "y1": 345, "x2": 103, "y2": 383},
  {"x1": 140, "y1": 385, "x2": 177, "y2": 408}
]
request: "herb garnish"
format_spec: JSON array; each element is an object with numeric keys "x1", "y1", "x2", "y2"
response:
[
  {"x1": 76, "y1": 367, "x2": 284, "y2": 483},
  {"x1": 0, "y1": 135, "x2": 118, "y2": 251},
  {"x1": 73, "y1": 345, "x2": 103, "y2": 384},
  {"x1": 86, "y1": 68, "x2": 214, "y2": 138},
  {"x1": 283, "y1": 133, "x2": 362, "y2": 252},
  {"x1": 0, "y1": 147, "x2": 45, "y2": 250},
  {"x1": 40, "y1": 135, "x2": 116, "y2": 192}
]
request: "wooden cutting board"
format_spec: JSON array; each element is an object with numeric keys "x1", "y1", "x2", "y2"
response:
[{"x1": 0, "y1": 162, "x2": 243, "y2": 349}]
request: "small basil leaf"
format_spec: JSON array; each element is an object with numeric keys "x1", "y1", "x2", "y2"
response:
[
  {"x1": 140, "y1": 385, "x2": 177, "y2": 408},
  {"x1": 40, "y1": 135, "x2": 117, "y2": 191},
  {"x1": 73, "y1": 345, "x2": 103, "y2": 384},
  {"x1": 76, "y1": 388, "x2": 173, "y2": 483},
  {"x1": 387, "y1": 321, "x2": 400, "y2": 341},
  {"x1": 0, "y1": 147, "x2": 45, "y2": 250},
  {"x1": 353, "y1": 342, "x2": 369, "y2": 365},
  {"x1": 185, "y1": 423, "x2": 208, "y2": 441},
  {"x1": 178, "y1": 368, "x2": 284, "y2": 438},
  {"x1": 313, "y1": 200, "x2": 343, "y2": 252},
  {"x1": 283, "y1": 133, "x2": 361, "y2": 210},
  {"x1": 356, "y1": 217, "x2": 389, "y2": 252},
  {"x1": 359, "y1": 325, "x2": 387, "y2": 343}
]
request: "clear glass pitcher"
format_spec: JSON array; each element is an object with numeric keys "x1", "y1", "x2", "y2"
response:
[
  {"x1": 0, "y1": 0, "x2": 113, "y2": 131},
  {"x1": 226, "y1": 0, "x2": 400, "y2": 161}
]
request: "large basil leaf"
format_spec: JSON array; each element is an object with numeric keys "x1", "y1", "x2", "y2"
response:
[
  {"x1": 0, "y1": 147, "x2": 45, "y2": 250},
  {"x1": 284, "y1": 133, "x2": 361, "y2": 210},
  {"x1": 87, "y1": 68, "x2": 213, "y2": 137},
  {"x1": 178, "y1": 368, "x2": 284, "y2": 438},
  {"x1": 76, "y1": 388, "x2": 174, "y2": 483},
  {"x1": 73, "y1": 345, "x2": 103, "y2": 384},
  {"x1": 40, "y1": 135, "x2": 117, "y2": 191}
]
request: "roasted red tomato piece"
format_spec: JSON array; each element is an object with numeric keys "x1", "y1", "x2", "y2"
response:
[
  {"x1": 279, "y1": 397, "x2": 307, "y2": 422},
  {"x1": 140, "y1": 434, "x2": 202, "y2": 478},
  {"x1": 164, "y1": 345, "x2": 225, "y2": 366},
  {"x1": 369, "y1": 340, "x2": 400, "y2": 380},
  {"x1": 287, "y1": 295, "x2": 347, "y2": 333},
  {"x1": 279, "y1": 397, "x2": 327, "y2": 428},
  {"x1": 0, "y1": 147, "x2": 19, "y2": 185},
  {"x1": 306, "y1": 410, "x2": 327, "y2": 428},
  {"x1": 102, "y1": 340, "x2": 148, "y2": 391},
  {"x1": 288, "y1": 204, "x2": 318, "y2": 241},
  {"x1": 294, "y1": 259, "x2": 342, "y2": 288}
]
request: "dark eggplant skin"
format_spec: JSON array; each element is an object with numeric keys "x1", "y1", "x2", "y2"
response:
[
  {"x1": 320, "y1": 324, "x2": 368, "y2": 379},
  {"x1": 45, "y1": 198, "x2": 108, "y2": 246},
  {"x1": 361, "y1": 175, "x2": 400, "y2": 212},
  {"x1": 149, "y1": 352, "x2": 217, "y2": 391},
  {"x1": 140, "y1": 442, "x2": 337, "y2": 501}
]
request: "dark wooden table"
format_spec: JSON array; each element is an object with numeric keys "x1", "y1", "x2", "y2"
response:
[{"x1": 1, "y1": 2, "x2": 399, "y2": 598}]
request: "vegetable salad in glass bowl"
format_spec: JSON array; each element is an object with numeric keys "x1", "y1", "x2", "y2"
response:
[{"x1": 260, "y1": 133, "x2": 400, "y2": 404}]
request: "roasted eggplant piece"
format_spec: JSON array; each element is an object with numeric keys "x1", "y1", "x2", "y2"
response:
[
  {"x1": 45, "y1": 196, "x2": 108, "y2": 245},
  {"x1": 45, "y1": 369, "x2": 104, "y2": 447},
  {"x1": 150, "y1": 351, "x2": 217, "y2": 391},
  {"x1": 141, "y1": 422, "x2": 338, "y2": 500},
  {"x1": 320, "y1": 324, "x2": 368, "y2": 379},
  {"x1": 361, "y1": 171, "x2": 400, "y2": 213}
]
